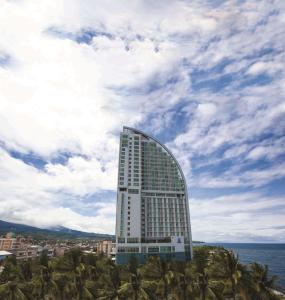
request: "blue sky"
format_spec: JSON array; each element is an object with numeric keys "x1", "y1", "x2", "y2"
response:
[{"x1": 0, "y1": 0, "x2": 284, "y2": 242}]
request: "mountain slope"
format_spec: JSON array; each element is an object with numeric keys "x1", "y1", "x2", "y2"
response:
[{"x1": 0, "y1": 220, "x2": 114, "y2": 240}]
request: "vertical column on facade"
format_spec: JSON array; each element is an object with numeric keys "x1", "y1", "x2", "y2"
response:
[{"x1": 120, "y1": 193, "x2": 125, "y2": 237}]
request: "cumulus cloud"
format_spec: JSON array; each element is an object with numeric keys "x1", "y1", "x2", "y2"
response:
[
  {"x1": 191, "y1": 193, "x2": 285, "y2": 242},
  {"x1": 0, "y1": 0, "x2": 284, "y2": 241}
]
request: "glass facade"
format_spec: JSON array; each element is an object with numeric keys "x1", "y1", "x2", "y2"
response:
[{"x1": 141, "y1": 141, "x2": 185, "y2": 191}]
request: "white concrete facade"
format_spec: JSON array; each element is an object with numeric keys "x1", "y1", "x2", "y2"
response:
[{"x1": 115, "y1": 127, "x2": 193, "y2": 262}]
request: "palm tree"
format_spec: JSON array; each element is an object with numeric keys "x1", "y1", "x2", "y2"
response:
[
  {"x1": 0, "y1": 281, "x2": 27, "y2": 300},
  {"x1": 171, "y1": 262, "x2": 196, "y2": 300},
  {"x1": 194, "y1": 247, "x2": 210, "y2": 274},
  {"x1": 74, "y1": 263, "x2": 93, "y2": 300},
  {"x1": 30, "y1": 276, "x2": 45, "y2": 300},
  {"x1": 40, "y1": 251, "x2": 49, "y2": 268},
  {"x1": 196, "y1": 270, "x2": 221, "y2": 300},
  {"x1": 141, "y1": 256, "x2": 175, "y2": 299},
  {"x1": 217, "y1": 250, "x2": 242, "y2": 300},
  {"x1": 0, "y1": 255, "x2": 22, "y2": 283},
  {"x1": 119, "y1": 272, "x2": 154, "y2": 300},
  {"x1": 68, "y1": 248, "x2": 83, "y2": 272},
  {"x1": 119, "y1": 256, "x2": 155, "y2": 300},
  {"x1": 20, "y1": 260, "x2": 33, "y2": 282},
  {"x1": 250, "y1": 263, "x2": 281, "y2": 300},
  {"x1": 98, "y1": 265, "x2": 121, "y2": 300},
  {"x1": 40, "y1": 263, "x2": 58, "y2": 300},
  {"x1": 193, "y1": 247, "x2": 224, "y2": 300},
  {"x1": 53, "y1": 273, "x2": 76, "y2": 300}
]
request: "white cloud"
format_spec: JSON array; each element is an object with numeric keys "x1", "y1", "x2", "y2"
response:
[
  {"x1": 197, "y1": 103, "x2": 217, "y2": 118},
  {"x1": 247, "y1": 61, "x2": 268, "y2": 75},
  {"x1": 0, "y1": 148, "x2": 116, "y2": 233},
  {"x1": 0, "y1": 0, "x2": 284, "y2": 240},
  {"x1": 190, "y1": 193, "x2": 285, "y2": 242},
  {"x1": 192, "y1": 162, "x2": 285, "y2": 189}
]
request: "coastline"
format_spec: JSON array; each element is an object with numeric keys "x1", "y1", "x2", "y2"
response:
[{"x1": 195, "y1": 242, "x2": 285, "y2": 290}]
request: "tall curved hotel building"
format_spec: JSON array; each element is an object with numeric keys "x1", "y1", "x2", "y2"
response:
[{"x1": 115, "y1": 127, "x2": 193, "y2": 264}]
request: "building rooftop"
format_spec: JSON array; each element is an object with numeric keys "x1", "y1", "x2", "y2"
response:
[{"x1": 0, "y1": 250, "x2": 13, "y2": 256}]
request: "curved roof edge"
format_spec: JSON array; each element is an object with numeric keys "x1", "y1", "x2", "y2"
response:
[{"x1": 123, "y1": 126, "x2": 188, "y2": 196}]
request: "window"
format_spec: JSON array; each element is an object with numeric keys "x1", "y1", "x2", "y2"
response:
[
  {"x1": 148, "y1": 247, "x2": 159, "y2": 253},
  {"x1": 125, "y1": 247, "x2": 139, "y2": 253},
  {"x1": 160, "y1": 246, "x2": 172, "y2": 253},
  {"x1": 127, "y1": 238, "x2": 139, "y2": 243},
  {"x1": 128, "y1": 189, "x2": 139, "y2": 194}
]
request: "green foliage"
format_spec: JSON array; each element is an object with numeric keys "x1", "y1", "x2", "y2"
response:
[
  {"x1": 0, "y1": 247, "x2": 283, "y2": 300},
  {"x1": 40, "y1": 251, "x2": 49, "y2": 268}
]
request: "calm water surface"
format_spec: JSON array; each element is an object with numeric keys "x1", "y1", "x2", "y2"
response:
[{"x1": 197, "y1": 243, "x2": 285, "y2": 289}]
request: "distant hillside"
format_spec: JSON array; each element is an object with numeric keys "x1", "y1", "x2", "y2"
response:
[{"x1": 0, "y1": 220, "x2": 115, "y2": 241}]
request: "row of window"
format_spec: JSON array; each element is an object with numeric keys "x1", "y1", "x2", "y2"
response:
[
  {"x1": 126, "y1": 198, "x2": 131, "y2": 237},
  {"x1": 118, "y1": 237, "x2": 140, "y2": 244},
  {"x1": 143, "y1": 202, "x2": 186, "y2": 207},
  {"x1": 117, "y1": 246, "x2": 173, "y2": 253},
  {"x1": 144, "y1": 213, "x2": 187, "y2": 219},
  {"x1": 145, "y1": 232, "x2": 188, "y2": 237},
  {"x1": 143, "y1": 207, "x2": 186, "y2": 211},
  {"x1": 119, "y1": 194, "x2": 125, "y2": 236},
  {"x1": 142, "y1": 193, "x2": 185, "y2": 197},
  {"x1": 143, "y1": 187, "x2": 184, "y2": 192},
  {"x1": 145, "y1": 222, "x2": 188, "y2": 226},
  {"x1": 117, "y1": 247, "x2": 139, "y2": 253},
  {"x1": 118, "y1": 237, "x2": 174, "y2": 244}
]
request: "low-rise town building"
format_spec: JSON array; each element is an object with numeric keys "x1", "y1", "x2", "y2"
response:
[
  {"x1": 1, "y1": 232, "x2": 116, "y2": 261},
  {"x1": 95, "y1": 240, "x2": 116, "y2": 259},
  {"x1": 0, "y1": 250, "x2": 12, "y2": 261}
]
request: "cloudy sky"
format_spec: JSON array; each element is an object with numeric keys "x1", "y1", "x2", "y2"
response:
[{"x1": 0, "y1": 0, "x2": 285, "y2": 242}]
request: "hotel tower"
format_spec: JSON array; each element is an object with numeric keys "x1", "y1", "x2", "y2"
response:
[{"x1": 115, "y1": 127, "x2": 193, "y2": 264}]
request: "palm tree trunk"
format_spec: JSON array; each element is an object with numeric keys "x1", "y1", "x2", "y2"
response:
[
  {"x1": 201, "y1": 289, "x2": 206, "y2": 300},
  {"x1": 231, "y1": 279, "x2": 236, "y2": 300},
  {"x1": 60, "y1": 290, "x2": 64, "y2": 300},
  {"x1": 41, "y1": 281, "x2": 45, "y2": 300},
  {"x1": 163, "y1": 278, "x2": 168, "y2": 300},
  {"x1": 79, "y1": 289, "x2": 83, "y2": 300},
  {"x1": 182, "y1": 285, "x2": 187, "y2": 300}
]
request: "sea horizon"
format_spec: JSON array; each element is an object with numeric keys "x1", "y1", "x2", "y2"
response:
[{"x1": 197, "y1": 242, "x2": 285, "y2": 244}]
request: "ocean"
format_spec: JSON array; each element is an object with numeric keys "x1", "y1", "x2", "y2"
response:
[{"x1": 197, "y1": 243, "x2": 285, "y2": 289}]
